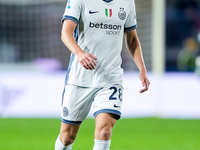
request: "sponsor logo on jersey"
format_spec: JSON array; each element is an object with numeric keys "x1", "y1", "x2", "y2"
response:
[
  {"x1": 89, "y1": 22, "x2": 121, "y2": 35},
  {"x1": 105, "y1": 8, "x2": 112, "y2": 17},
  {"x1": 89, "y1": 10, "x2": 99, "y2": 14},
  {"x1": 89, "y1": 22, "x2": 121, "y2": 30},
  {"x1": 118, "y1": 8, "x2": 126, "y2": 20},
  {"x1": 67, "y1": 0, "x2": 71, "y2": 9}
]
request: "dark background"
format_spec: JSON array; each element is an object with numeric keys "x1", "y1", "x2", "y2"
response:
[
  {"x1": 166, "y1": 0, "x2": 200, "y2": 71},
  {"x1": 0, "y1": 0, "x2": 200, "y2": 72}
]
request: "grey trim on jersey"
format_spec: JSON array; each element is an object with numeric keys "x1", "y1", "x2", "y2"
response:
[
  {"x1": 94, "y1": 109, "x2": 121, "y2": 118},
  {"x1": 62, "y1": 15, "x2": 79, "y2": 24},
  {"x1": 65, "y1": 54, "x2": 75, "y2": 85},
  {"x1": 61, "y1": 15, "x2": 78, "y2": 86},
  {"x1": 124, "y1": 24, "x2": 137, "y2": 32},
  {"x1": 61, "y1": 117, "x2": 82, "y2": 125},
  {"x1": 61, "y1": 15, "x2": 79, "y2": 42},
  {"x1": 61, "y1": 86, "x2": 66, "y2": 106}
]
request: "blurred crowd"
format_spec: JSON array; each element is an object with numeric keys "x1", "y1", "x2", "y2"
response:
[
  {"x1": 1, "y1": 0, "x2": 200, "y2": 73},
  {"x1": 166, "y1": 0, "x2": 200, "y2": 73}
]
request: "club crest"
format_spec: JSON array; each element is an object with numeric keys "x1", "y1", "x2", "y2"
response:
[
  {"x1": 63, "y1": 107, "x2": 68, "y2": 117},
  {"x1": 118, "y1": 8, "x2": 126, "y2": 20}
]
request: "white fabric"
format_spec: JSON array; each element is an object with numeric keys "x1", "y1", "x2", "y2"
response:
[
  {"x1": 61, "y1": 84, "x2": 123, "y2": 123},
  {"x1": 93, "y1": 139, "x2": 111, "y2": 150},
  {"x1": 62, "y1": 0, "x2": 137, "y2": 88},
  {"x1": 55, "y1": 135, "x2": 73, "y2": 150}
]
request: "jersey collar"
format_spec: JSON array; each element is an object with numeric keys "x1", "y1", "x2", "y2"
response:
[{"x1": 103, "y1": 0, "x2": 113, "y2": 3}]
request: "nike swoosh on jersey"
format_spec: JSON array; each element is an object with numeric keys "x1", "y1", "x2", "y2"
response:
[
  {"x1": 89, "y1": 10, "x2": 99, "y2": 14},
  {"x1": 114, "y1": 104, "x2": 120, "y2": 108}
]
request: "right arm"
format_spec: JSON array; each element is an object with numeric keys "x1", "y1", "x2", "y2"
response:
[{"x1": 61, "y1": 20, "x2": 97, "y2": 70}]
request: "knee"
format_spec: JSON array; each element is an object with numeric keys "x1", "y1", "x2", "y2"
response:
[
  {"x1": 95, "y1": 113, "x2": 117, "y2": 140},
  {"x1": 102, "y1": 127, "x2": 112, "y2": 140},
  {"x1": 60, "y1": 132, "x2": 76, "y2": 146},
  {"x1": 97, "y1": 127, "x2": 112, "y2": 140}
]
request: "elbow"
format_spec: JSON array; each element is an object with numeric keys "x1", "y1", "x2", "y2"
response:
[
  {"x1": 127, "y1": 40, "x2": 137, "y2": 51},
  {"x1": 61, "y1": 34, "x2": 63, "y2": 42},
  {"x1": 61, "y1": 31, "x2": 64, "y2": 42},
  {"x1": 130, "y1": 39, "x2": 140, "y2": 50},
  {"x1": 127, "y1": 41, "x2": 139, "y2": 55}
]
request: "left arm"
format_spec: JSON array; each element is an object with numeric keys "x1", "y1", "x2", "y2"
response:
[{"x1": 124, "y1": 29, "x2": 150, "y2": 93}]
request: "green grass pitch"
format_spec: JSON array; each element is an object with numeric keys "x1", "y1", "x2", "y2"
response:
[{"x1": 0, "y1": 118, "x2": 200, "y2": 150}]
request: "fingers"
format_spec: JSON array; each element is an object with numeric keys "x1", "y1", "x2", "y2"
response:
[
  {"x1": 140, "y1": 78, "x2": 150, "y2": 93},
  {"x1": 89, "y1": 54, "x2": 97, "y2": 66},
  {"x1": 82, "y1": 59, "x2": 94, "y2": 70},
  {"x1": 78, "y1": 53, "x2": 97, "y2": 70},
  {"x1": 90, "y1": 54, "x2": 97, "y2": 60}
]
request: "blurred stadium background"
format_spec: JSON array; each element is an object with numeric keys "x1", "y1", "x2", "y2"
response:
[
  {"x1": 0, "y1": 0, "x2": 200, "y2": 118},
  {"x1": 1, "y1": 0, "x2": 200, "y2": 149}
]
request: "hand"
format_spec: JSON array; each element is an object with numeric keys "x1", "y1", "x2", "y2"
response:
[
  {"x1": 139, "y1": 72, "x2": 150, "y2": 93},
  {"x1": 76, "y1": 51, "x2": 97, "y2": 70}
]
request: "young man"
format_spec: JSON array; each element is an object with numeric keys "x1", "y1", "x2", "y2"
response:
[{"x1": 55, "y1": 0, "x2": 150, "y2": 149}]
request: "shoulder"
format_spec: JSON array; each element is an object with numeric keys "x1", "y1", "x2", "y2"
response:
[
  {"x1": 69, "y1": 0, "x2": 83, "y2": 5},
  {"x1": 123, "y1": 0, "x2": 135, "y2": 3},
  {"x1": 122, "y1": 0, "x2": 136, "y2": 8},
  {"x1": 126, "y1": 0, "x2": 136, "y2": 6}
]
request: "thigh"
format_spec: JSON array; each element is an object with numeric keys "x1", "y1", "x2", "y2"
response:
[
  {"x1": 61, "y1": 85, "x2": 98, "y2": 125},
  {"x1": 93, "y1": 85, "x2": 123, "y2": 120}
]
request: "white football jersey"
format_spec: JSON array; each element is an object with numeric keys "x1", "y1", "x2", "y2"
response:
[{"x1": 63, "y1": 0, "x2": 137, "y2": 87}]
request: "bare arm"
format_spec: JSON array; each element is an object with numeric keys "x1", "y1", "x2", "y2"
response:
[
  {"x1": 124, "y1": 30, "x2": 150, "y2": 93},
  {"x1": 61, "y1": 20, "x2": 97, "y2": 70}
]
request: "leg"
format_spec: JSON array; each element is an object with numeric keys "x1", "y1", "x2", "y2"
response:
[
  {"x1": 60, "y1": 122, "x2": 80, "y2": 145},
  {"x1": 55, "y1": 85, "x2": 97, "y2": 150},
  {"x1": 55, "y1": 122, "x2": 80, "y2": 150},
  {"x1": 95, "y1": 113, "x2": 116, "y2": 140},
  {"x1": 92, "y1": 85, "x2": 123, "y2": 150},
  {"x1": 93, "y1": 113, "x2": 117, "y2": 150}
]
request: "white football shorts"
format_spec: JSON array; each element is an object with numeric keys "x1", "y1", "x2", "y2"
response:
[{"x1": 61, "y1": 84, "x2": 123, "y2": 125}]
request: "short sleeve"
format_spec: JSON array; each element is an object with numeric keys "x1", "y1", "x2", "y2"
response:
[
  {"x1": 62, "y1": 0, "x2": 82, "y2": 24},
  {"x1": 124, "y1": 0, "x2": 137, "y2": 32}
]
